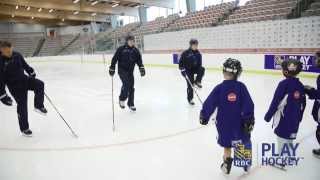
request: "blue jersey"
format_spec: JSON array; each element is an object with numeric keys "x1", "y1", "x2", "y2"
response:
[
  {"x1": 306, "y1": 75, "x2": 320, "y2": 124},
  {"x1": 264, "y1": 77, "x2": 306, "y2": 140},
  {"x1": 201, "y1": 80, "x2": 254, "y2": 147}
]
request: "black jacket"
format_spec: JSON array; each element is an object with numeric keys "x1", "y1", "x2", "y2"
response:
[
  {"x1": 179, "y1": 48, "x2": 202, "y2": 70},
  {"x1": 110, "y1": 44, "x2": 144, "y2": 72},
  {"x1": 0, "y1": 51, "x2": 35, "y2": 95}
]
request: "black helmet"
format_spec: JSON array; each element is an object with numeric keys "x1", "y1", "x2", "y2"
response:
[
  {"x1": 223, "y1": 58, "x2": 243, "y2": 79},
  {"x1": 281, "y1": 59, "x2": 303, "y2": 77},
  {"x1": 125, "y1": 35, "x2": 135, "y2": 42},
  {"x1": 189, "y1": 38, "x2": 199, "y2": 46}
]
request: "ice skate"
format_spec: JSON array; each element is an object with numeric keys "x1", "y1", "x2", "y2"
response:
[
  {"x1": 129, "y1": 106, "x2": 136, "y2": 111},
  {"x1": 34, "y1": 107, "x2": 48, "y2": 116},
  {"x1": 21, "y1": 129, "x2": 33, "y2": 137},
  {"x1": 220, "y1": 157, "x2": 233, "y2": 174},
  {"x1": 119, "y1": 101, "x2": 125, "y2": 109},
  {"x1": 195, "y1": 81, "x2": 202, "y2": 89},
  {"x1": 313, "y1": 148, "x2": 320, "y2": 159}
]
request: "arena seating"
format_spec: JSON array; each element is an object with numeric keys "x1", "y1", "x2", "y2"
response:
[
  {"x1": 38, "y1": 34, "x2": 77, "y2": 56},
  {"x1": 0, "y1": 33, "x2": 43, "y2": 57},
  {"x1": 302, "y1": 0, "x2": 320, "y2": 17},
  {"x1": 166, "y1": 2, "x2": 236, "y2": 31},
  {"x1": 132, "y1": 14, "x2": 180, "y2": 36},
  {"x1": 223, "y1": 0, "x2": 297, "y2": 24}
]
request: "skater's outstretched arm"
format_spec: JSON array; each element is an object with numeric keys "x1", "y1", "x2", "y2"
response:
[
  {"x1": 304, "y1": 77, "x2": 320, "y2": 99},
  {"x1": 264, "y1": 81, "x2": 286, "y2": 122},
  {"x1": 18, "y1": 52, "x2": 35, "y2": 77},
  {"x1": 200, "y1": 86, "x2": 220, "y2": 125}
]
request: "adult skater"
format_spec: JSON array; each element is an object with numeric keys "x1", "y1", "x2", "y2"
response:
[
  {"x1": 108, "y1": 35, "x2": 145, "y2": 111},
  {"x1": 264, "y1": 59, "x2": 306, "y2": 168},
  {"x1": 179, "y1": 39, "x2": 205, "y2": 105},
  {"x1": 304, "y1": 51, "x2": 320, "y2": 158},
  {"x1": 0, "y1": 41, "x2": 47, "y2": 137},
  {"x1": 200, "y1": 58, "x2": 255, "y2": 174}
]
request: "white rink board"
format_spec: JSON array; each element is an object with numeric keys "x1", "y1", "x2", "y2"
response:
[{"x1": 27, "y1": 53, "x2": 315, "y2": 75}]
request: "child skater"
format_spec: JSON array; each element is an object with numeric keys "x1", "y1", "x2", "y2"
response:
[
  {"x1": 304, "y1": 51, "x2": 320, "y2": 158},
  {"x1": 200, "y1": 58, "x2": 255, "y2": 174},
  {"x1": 264, "y1": 59, "x2": 306, "y2": 168}
]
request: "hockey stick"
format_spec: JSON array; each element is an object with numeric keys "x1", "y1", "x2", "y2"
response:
[
  {"x1": 111, "y1": 76, "x2": 115, "y2": 132},
  {"x1": 44, "y1": 93, "x2": 78, "y2": 138},
  {"x1": 184, "y1": 75, "x2": 203, "y2": 105}
]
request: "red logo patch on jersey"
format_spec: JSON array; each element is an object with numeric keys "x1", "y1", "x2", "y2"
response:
[
  {"x1": 294, "y1": 91, "x2": 300, "y2": 99},
  {"x1": 227, "y1": 93, "x2": 237, "y2": 102}
]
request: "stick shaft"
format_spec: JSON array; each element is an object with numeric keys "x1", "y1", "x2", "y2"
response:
[
  {"x1": 44, "y1": 93, "x2": 78, "y2": 137},
  {"x1": 111, "y1": 77, "x2": 115, "y2": 131},
  {"x1": 185, "y1": 75, "x2": 203, "y2": 105}
]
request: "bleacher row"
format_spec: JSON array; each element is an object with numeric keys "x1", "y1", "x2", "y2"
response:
[{"x1": 0, "y1": 0, "x2": 319, "y2": 56}]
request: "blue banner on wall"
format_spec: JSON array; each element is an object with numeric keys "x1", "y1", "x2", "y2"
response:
[
  {"x1": 173, "y1": 53, "x2": 180, "y2": 64},
  {"x1": 265, "y1": 54, "x2": 319, "y2": 73}
]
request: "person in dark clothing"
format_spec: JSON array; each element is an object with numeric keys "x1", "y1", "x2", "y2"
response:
[
  {"x1": 108, "y1": 35, "x2": 145, "y2": 111},
  {"x1": 0, "y1": 41, "x2": 47, "y2": 137},
  {"x1": 179, "y1": 39, "x2": 205, "y2": 105}
]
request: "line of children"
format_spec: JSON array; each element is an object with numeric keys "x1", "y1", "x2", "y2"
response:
[{"x1": 199, "y1": 56, "x2": 319, "y2": 174}]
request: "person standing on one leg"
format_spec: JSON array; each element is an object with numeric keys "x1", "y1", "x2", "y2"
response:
[
  {"x1": 304, "y1": 51, "x2": 320, "y2": 158},
  {"x1": 108, "y1": 35, "x2": 145, "y2": 111},
  {"x1": 179, "y1": 39, "x2": 205, "y2": 105},
  {"x1": 0, "y1": 41, "x2": 47, "y2": 137}
]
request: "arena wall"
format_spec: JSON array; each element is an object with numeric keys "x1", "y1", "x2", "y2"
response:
[
  {"x1": 26, "y1": 52, "x2": 317, "y2": 78},
  {"x1": 144, "y1": 16, "x2": 320, "y2": 53}
]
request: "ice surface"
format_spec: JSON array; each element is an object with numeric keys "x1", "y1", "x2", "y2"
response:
[{"x1": 0, "y1": 61, "x2": 319, "y2": 180}]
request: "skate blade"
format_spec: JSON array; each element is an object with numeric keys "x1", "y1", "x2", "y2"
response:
[
  {"x1": 313, "y1": 154, "x2": 320, "y2": 159},
  {"x1": 34, "y1": 109, "x2": 47, "y2": 116},
  {"x1": 22, "y1": 133, "x2": 33, "y2": 138}
]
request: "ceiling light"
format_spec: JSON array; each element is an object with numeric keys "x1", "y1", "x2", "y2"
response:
[
  {"x1": 112, "y1": 3, "x2": 119, "y2": 7},
  {"x1": 73, "y1": 11, "x2": 79, "y2": 15},
  {"x1": 91, "y1": 12, "x2": 97, "y2": 16},
  {"x1": 38, "y1": 8, "x2": 42, "y2": 12},
  {"x1": 27, "y1": 6, "x2": 31, "y2": 11},
  {"x1": 91, "y1": 1, "x2": 99, "y2": 6},
  {"x1": 15, "y1": 5, "x2": 19, "y2": 10},
  {"x1": 49, "y1": 9, "x2": 54, "y2": 13},
  {"x1": 73, "y1": 0, "x2": 80, "y2": 3}
]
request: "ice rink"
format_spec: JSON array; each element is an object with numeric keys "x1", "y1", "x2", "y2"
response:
[{"x1": 0, "y1": 60, "x2": 319, "y2": 180}]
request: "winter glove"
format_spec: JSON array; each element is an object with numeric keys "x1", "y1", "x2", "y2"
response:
[
  {"x1": 264, "y1": 114, "x2": 271, "y2": 123},
  {"x1": 109, "y1": 66, "x2": 115, "y2": 76},
  {"x1": 304, "y1": 85, "x2": 315, "y2": 96},
  {"x1": 180, "y1": 68, "x2": 187, "y2": 77},
  {"x1": 1, "y1": 95, "x2": 13, "y2": 106},
  {"x1": 243, "y1": 118, "x2": 255, "y2": 134},
  {"x1": 139, "y1": 67, "x2": 146, "y2": 77},
  {"x1": 29, "y1": 71, "x2": 36, "y2": 78},
  {"x1": 199, "y1": 113, "x2": 209, "y2": 125}
]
